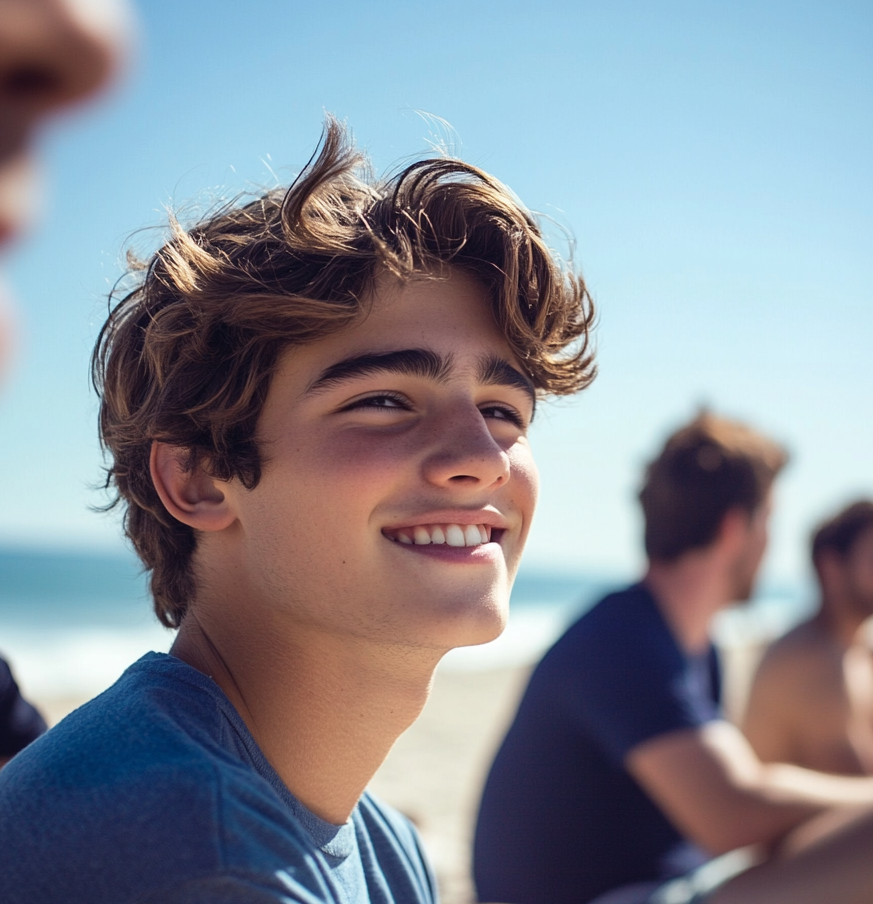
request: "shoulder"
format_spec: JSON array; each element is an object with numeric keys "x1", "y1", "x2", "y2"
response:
[
  {"x1": 0, "y1": 654, "x2": 263, "y2": 901},
  {"x1": 549, "y1": 584, "x2": 664, "y2": 656},
  {"x1": 537, "y1": 583, "x2": 681, "y2": 688},
  {"x1": 752, "y1": 619, "x2": 835, "y2": 694}
]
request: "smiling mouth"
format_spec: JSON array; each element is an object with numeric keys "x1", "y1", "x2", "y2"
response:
[{"x1": 382, "y1": 524, "x2": 499, "y2": 547}]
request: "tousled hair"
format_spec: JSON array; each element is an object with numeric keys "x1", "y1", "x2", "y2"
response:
[
  {"x1": 639, "y1": 411, "x2": 788, "y2": 562},
  {"x1": 811, "y1": 500, "x2": 873, "y2": 570},
  {"x1": 93, "y1": 118, "x2": 597, "y2": 627}
]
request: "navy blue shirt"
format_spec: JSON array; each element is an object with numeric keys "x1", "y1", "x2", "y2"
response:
[
  {"x1": 474, "y1": 583, "x2": 721, "y2": 904},
  {"x1": 0, "y1": 653, "x2": 436, "y2": 904},
  {"x1": 0, "y1": 654, "x2": 46, "y2": 758}
]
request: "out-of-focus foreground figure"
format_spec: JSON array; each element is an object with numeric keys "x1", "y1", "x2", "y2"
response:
[
  {"x1": 0, "y1": 0, "x2": 132, "y2": 761},
  {"x1": 0, "y1": 0, "x2": 130, "y2": 251},
  {"x1": 744, "y1": 500, "x2": 873, "y2": 775}
]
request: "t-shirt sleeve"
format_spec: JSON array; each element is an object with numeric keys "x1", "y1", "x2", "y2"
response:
[{"x1": 562, "y1": 612, "x2": 720, "y2": 763}]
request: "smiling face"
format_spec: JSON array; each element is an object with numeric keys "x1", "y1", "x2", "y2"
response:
[{"x1": 214, "y1": 268, "x2": 539, "y2": 655}]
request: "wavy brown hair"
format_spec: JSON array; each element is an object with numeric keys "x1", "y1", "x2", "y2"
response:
[
  {"x1": 93, "y1": 118, "x2": 597, "y2": 627},
  {"x1": 639, "y1": 411, "x2": 788, "y2": 562},
  {"x1": 812, "y1": 500, "x2": 873, "y2": 571}
]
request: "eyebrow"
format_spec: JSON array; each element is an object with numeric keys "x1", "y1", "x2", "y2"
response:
[
  {"x1": 307, "y1": 349, "x2": 451, "y2": 393},
  {"x1": 307, "y1": 347, "x2": 537, "y2": 413},
  {"x1": 478, "y1": 355, "x2": 537, "y2": 412}
]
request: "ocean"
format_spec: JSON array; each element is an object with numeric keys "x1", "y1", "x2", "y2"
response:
[{"x1": 0, "y1": 546, "x2": 815, "y2": 702}]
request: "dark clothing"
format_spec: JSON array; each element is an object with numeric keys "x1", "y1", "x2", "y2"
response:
[
  {"x1": 0, "y1": 653, "x2": 436, "y2": 904},
  {"x1": 474, "y1": 583, "x2": 722, "y2": 904},
  {"x1": 0, "y1": 655, "x2": 46, "y2": 758}
]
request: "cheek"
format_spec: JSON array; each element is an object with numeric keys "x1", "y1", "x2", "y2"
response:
[
  {"x1": 855, "y1": 561, "x2": 873, "y2": 594},
  {"x1": 296, "y1": 429, "x2": 414, "y2": 485},
  {"x1": 509, "y1": 445, "x2": 539, "y2": 519}
]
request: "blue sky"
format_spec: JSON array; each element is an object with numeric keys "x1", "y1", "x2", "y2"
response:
[{"x1": 1, "y1": 0, "x2": 870, "y2": 583}]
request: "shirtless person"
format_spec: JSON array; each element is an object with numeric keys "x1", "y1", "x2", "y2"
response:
[
  {"x1": 0, "y1": 119, "x2": 596, "y2": 903},
  {"x1": 744, "y1": 500, "x2": 873, "y2": 775}
]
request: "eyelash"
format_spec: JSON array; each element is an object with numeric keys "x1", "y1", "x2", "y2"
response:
[
  {"x1": 342, "y1": 393, "x2": 527, "y2": 428},
  {"x1": 480, "y1": 404, "x2": 527, "y2": 428},
  {"x1": 341, "y1": 392, "x2": 410, "y2": 412}
]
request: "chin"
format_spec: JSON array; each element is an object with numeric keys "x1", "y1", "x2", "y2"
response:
[{"x1": 425, "y1": 591, "x2": 509, "y2": 651}]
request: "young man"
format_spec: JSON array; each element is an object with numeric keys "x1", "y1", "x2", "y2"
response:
[
  {"x1": 0, "y1": 0, "x2": 131, "y2": 761},
  {"x1": 744, "y1": 500, "x2": 873, "y2": 775},
  {"x1": 475, "y1": 413, "x2": 873, "y2": 904},
  {"x1": 0, "y1": 120, "x2": 596, "y2": 903}
]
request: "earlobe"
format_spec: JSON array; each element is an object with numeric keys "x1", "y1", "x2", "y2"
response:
[
  {"x1": 150, "y1": 442, "x2": 237, "y2": 532},
  {"x1": 718, "y1": 507, "x2": 750, "y2": 552}
]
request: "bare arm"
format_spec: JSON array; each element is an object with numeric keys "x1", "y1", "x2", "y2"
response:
[{"x1": 626, "y1": 720, "x2": 873, "y2": 855}]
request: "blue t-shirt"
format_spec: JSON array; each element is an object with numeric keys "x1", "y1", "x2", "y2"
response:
[
  {"x1": 0, "y1": 652, "x2": 437, "y2": 904},
  {"x1": 473, "y1": 583, "x2": 721, "y2": 904}
]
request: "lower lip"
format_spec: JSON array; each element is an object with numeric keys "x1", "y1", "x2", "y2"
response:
[{"x1": 385, "y1": 538, "x2": 503, "y2": 564}]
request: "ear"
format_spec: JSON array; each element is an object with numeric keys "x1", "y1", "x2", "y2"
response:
[
  {"x1": 717, "y1": 507, "x2": 752, "y2": 554},
  {"x1": 150, "y1": 442, "x2": 237, "y2": 532},
  {"x1": 816, "y1": 549, "x2": 844, "y2": 590}
]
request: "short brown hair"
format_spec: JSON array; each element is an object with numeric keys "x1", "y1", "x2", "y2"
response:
[
  {"x1": 93, "y1": 118, "x2": 597, "y2": 628},
  {"x1": 811, "y1": 500, "x2": 873, "y2": 569},
  {"x1": 639, "y1": 412, "x2": 788, "y2": 562}
]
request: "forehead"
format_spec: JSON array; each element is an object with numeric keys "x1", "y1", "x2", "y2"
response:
[
  {"x1": 358, "y1": 268, "x2": 508, "y2": 350},
  {"x1": 289, "y1": 268, "x2": 520, "y2": 377}
]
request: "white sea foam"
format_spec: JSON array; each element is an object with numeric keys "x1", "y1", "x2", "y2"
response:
[{"x1": 0, "y1": 623, "x2": 174, "y2": 701}]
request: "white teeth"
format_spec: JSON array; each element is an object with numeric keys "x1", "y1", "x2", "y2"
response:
[
  {"x1": 445, "y1": 525, "x2": 466, "y2": 547},
  {"x1": 464, "y1": 524, "x2": 482, "y2": 545},
  {"x1": 388, "y1": 523, "x2": 494, "y2": 547}
]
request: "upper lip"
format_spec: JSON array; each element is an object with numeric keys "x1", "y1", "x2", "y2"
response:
[{"x1": 381, "y1": 508, "x2": 510, "y2": 531}]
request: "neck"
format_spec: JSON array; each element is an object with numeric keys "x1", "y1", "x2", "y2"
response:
[
  {"x1": 816, "y1": 592, "x2": 869, "y2": 649},
  {"x1": 171, "y1": 608, "x2": 438, "y2": 825},
  {"x1": 644, "y1": 554, "x2": 735, "y2": 653}
]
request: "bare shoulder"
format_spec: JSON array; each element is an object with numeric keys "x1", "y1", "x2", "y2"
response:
[
  {"x1": 743, "y1": 619, "x2": 836, "y2": 746},
  {"x1": 753, "y1": 619, "x2": 831, "y2": 688}
]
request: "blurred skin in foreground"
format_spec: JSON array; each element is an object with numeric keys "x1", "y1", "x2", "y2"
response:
[
  {"x1": 0, "y1": 0, "x2": 132, "y2": 372},
  {"x1": 0, "y1": 0, "x2": 132, "y2": 765}
]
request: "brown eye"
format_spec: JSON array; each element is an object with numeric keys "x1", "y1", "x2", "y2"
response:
[
  {"x1": 480, "y1": 405, "x2": 526, "y2": 429},
  {"x1": 341, "y1": 392, "x2": 411, "y2": 412}
]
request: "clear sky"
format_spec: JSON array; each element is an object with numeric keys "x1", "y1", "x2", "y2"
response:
[{"x1": 1, "y1": 0, "x2": 870, "y2": 584}]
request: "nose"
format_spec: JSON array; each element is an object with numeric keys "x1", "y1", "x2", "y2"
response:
[
  {"x1": 421, "y1": 404, "x2": 512, "y2": 490},
  {"x1": 0, "y1": 0, "x2": 131, "y2": 124}
]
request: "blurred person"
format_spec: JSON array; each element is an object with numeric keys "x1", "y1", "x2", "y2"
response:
[
  {"x1": 0, "y1": 0, "x2": 131, "y2": 761},
  {"x1": 0, "y1": 656, "x2": 46, "y2": 767},
  {"x1": 0, "y1": 0, "x2": 131, "y2": 277},
  {"x1": 475, "y1": 412, "x2": 873, "y2": 904},
  {"x1": 744, "y1": 500, "x2": 873, "y2": 775},
  {"x1": 0, "y1": 119, "x2": 596, "y2": 903}
]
